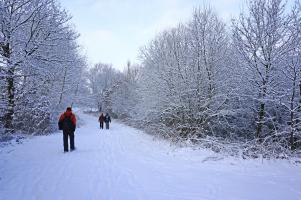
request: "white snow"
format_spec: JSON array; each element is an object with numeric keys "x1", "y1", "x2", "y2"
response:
[{"x1": 0, "y1": 112, "x2": 301, "y2": 200}]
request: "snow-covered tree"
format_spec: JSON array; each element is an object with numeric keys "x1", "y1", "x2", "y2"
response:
[
  {"x1": 0, "y1": 0, "x2": 86, "y2": 134},
  {"x1": 112, "y1": 61, "x2": 141, "y2": 118},
  {"x1": 136, "y1": 7, "x2": 233, "y2": 140},
  {"x1": 232, "y1": 0, "x2": 300, "y2": 144},
  {"x1": 85, "y1": 62, "x2": 121, "y2": 113}
]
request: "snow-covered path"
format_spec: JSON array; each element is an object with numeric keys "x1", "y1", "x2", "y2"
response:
[{"x1": 1, "y1": 113, "x2": 301, "y2": 200}]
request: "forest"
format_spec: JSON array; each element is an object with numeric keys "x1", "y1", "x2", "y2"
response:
[{"x1": 1, "y1": 0, "x2": 301, "y2": 158}]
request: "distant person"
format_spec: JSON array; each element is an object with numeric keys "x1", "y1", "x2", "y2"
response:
[
  {"x1": 104, "y1": 113, "x2": 111, "y2": 129},
  {"x1": 58, "y1": 107, "x2": 76, "y2": 152},
  {"x1": 98, "y1": 113, "x2": 105, "y2": 129}
]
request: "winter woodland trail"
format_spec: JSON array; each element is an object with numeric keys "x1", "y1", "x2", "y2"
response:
[{"x1": 0, "y1": 112, "x2": 301, "y2": 200}]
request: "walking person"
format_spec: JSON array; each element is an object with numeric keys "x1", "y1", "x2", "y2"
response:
[
  {"x1": 104, "y1": 113, "x2": 111, "y2": 129},
  {"x1": 58, "y1": 107, "x2": 76, "y2": 152},
  {"x1": 98, "y1": 113, "x2": 105, "y2": 129}
]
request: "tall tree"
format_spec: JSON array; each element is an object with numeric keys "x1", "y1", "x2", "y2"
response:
[
  {"x1": 0, "y1": 0, "x2": 84, "y2": 134},
  {"x1": 232, "y1": 0, "x2": 295, "y2": 141}
]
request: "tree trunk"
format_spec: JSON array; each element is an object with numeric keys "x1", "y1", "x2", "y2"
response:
[
  {"x1": 289, "y1": 72, "x2": 297, "y2": 150},
  {"x1": 256, "y1": 102, "x2": 265, "y2": 141},
  {"x1": 58, "y1": 66, "x2": 67, "y2": 105},
  {"x1": 71, "y1": 81, "x2": 80, "y2": 108},
  {"x1": 256, "y1": 64, "x2": 269, "y2": 142},
  {"x1": 3, "y1": 43, "x2": 15, "y2": 133}
]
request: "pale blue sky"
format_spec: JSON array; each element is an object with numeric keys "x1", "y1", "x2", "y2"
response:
[{"x1": 59, "y1": 0, "x2": 245, "y2": 70}]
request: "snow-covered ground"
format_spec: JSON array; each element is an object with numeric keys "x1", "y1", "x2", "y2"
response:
[{"x1": 0, "y1": 112, "x2": 301, "y2": 200}]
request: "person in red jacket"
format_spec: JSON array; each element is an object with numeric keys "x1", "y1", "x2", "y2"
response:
[
  {"x1": 98, "y1": 113, "x2": 105, "y2": 129},
  {"x1": 58, "y1": 107, "x2": 76, "y2": 152}
]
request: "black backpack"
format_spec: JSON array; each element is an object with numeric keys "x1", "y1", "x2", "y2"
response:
[
  {"x1": 62, "y1": 115, "x2": 74, "y2": 131},
  {"x1": 105, "y1": 115, "x2": 111, "y2": 123}
]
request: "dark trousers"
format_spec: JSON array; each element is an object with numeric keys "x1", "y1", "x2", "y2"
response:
[
  {"x1": 105, "y1": 122, "x2": 110, "y2": 129},
  {"x1": 100, "y1": 122, "x2": 104, "y2": 129},
  {"x1": 63, "y1": 131, "x2": 75, "y2": 151}
]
